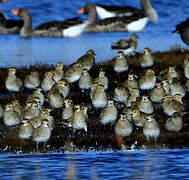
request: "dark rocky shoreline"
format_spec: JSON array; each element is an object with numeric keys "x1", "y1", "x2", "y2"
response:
[{"x1": 1, "y1": 49, "x2": 189, "y2": 154}]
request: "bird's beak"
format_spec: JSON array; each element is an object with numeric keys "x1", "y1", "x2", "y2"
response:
[
  {"x1": 11, "y1": 9, "x2": 20, "y2": 15},
  {"x1": 77, "y1": 8, "x2": 84, "y2": 14}
]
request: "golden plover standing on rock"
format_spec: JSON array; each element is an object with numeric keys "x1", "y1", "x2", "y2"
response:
[
  {"x1": 114, "y1": 114, "x2": 132, "y2": 137},
  {"x1": 28, "y1": 109, "x2": 52, "y2": 129},
  {"x1": 3, "y1": 103, "x2": 21, "y2": 126},
  {"x1": 91, "y1": 84, "x2": 107, "y2": 108},
  {"x1": 19, "y1": 120, "x2": 33, "y2": 140},
  {"x1": 139, "y1": 69, "x2": 156, "y2": 90},
  {"x1": 100, "y1": 100, "x2": 118, "y2": 125},
  {"x1": 150, "y1": 82, "x2": 166, "y2": 103},
  {"x1": 46, "y1": 88, "x2": 64, "y2": 108},
  {"x1": 76, "y1": 49, "x2": 96, "y2": 70},
  {"x1": 41, "y1": 72, "x2": 55, "y2": 92},
  {"x1": 79, "y1": 69, "x2": 92, "y2": 90},
  {"x1": 163, "y1": 66, "x2": 179, "y2": 83},
  {"x1": 23, "y1": 102, "x2": 41, "y2": 120},
  {"x1": 113, "y1": 86, "x2": 129, "y2": 104},
  {"x1": 24, "y1": 71, "x2": 40, "y2": 89},
  {"x1": 5, "y1": 67, "x2": 23, "y2": 92},
  {"x1": 162, "y1": 94, "x2": 184, "y2": 116},
  {"x1": 32, "y1": 119, "x2": 51, "y2": 144},
  {"x1": 64, "y1": 63, "x2": 83, "y2": 83},
  {"x1": 138, "y1": 95, "x2": 154, "y2": 114},
  {"x1": 40, "y1": 109, "x2": 54, "y2": 131},
  {"x1": 62, "y1": 99, "x2": 74, "y2": 120},
  {"x1": 169, "y1": 78, "x2": 186, "y2": 97},
  {"x1": 113, "y1": 51, "x2": 129, "y2": 73},
  {"x1": 72, "y1": 105, "x2": 87, "y2": 132},
  {"x1": 123, "y1": 73, "x2": 139, "y2": 90},
  {"x1": 165, "y1": 112, "x2": 183, "y2": 132},
  {"x1": 54, "y1": 80, "x2": 70, "y2": 99},
  {"x1": 94, "y1": 68, "x2": 109, "y2": 90},
  {"x1": 130, "y1": 109, "x2": 147, "y2": 128},
  {"x1": 143, "y1": 115, "x2": 160, "y2": 142},
  {"x1": 52, "y1": 62, "x2": 64, "y2": 82},
  {"x1": 140, "y1": 47, "x2": 154, "y2": 68},
  {"x1": 111, "y1": 34, "x2": 138, "y2": 55}
]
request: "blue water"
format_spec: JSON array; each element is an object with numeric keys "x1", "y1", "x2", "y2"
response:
[
  {"x1": 0, "y1": 0, "x2": 189, "y2": 66},
  {"x1": 0, "y1": 149, "x2": 189, "y2": 179},
  {"x1": 1, "y1": 1, "x2": 189, "y2": 178}
]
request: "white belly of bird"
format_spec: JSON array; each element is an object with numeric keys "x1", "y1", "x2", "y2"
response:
[
  {"x1": 73, "y1": 113, "x2": 87, "y2": 131},
  {"x1": 19, "y1": 126, "x2": 33, "y2": 139},
  {"x1": 62, "y1": 108, "x2": 73, "y2": 120},
  {"x1": 33, "y1": 129, "x2": 51, "y2": 143},
  {"x1": 3, "y1": 111, "x2": 21, "y2": 126},
  {"x1": 100, "y1": 107, "x2": 117, "y2": 125},
  {"x1": 115, "y1": 122, "x2": 132, "y2": 137},
  {"x1": 6, "y1": 80, "x2": 20, "y2": 92},
  {"x1": 67, "y1": 73, "x2": 81, "y2": 83},
  {"x1": 184, "y1": 67, "x2": 189, "y2": 78},
  {"x1": 141, "y1": 56, "x2": 154, "y2": 67},
  {"x1": 139, "y1": 103, "x2": 154, "y2": 114},
  {"x1": 92, "y1": 99, "x2": 107, "y2": 108},
  {"x1": 79, "y1": 77, "x2": 92, "y2": 89},
  {"x1": 101, "y1": 113, "x2": 117, "y2": 125},
  {"x1": 114, "y1": 65, "x2": 128, "y2": 73},
  {"x1": 127, "y1": 17, "x2": 149, "y2": 32},
  {"x1": 163, "y1": 102, "x2": 176, "y2": 116},
  {"x1": 49, "y1": 96, "x2": 63, "y2": 108},
  {"x1": 63, "y1": 22, "x2": 88, "y2": 38},
  {"x1": 170, "y1": 85, "x2": 185, "y2": 97},
  {"x1": 123, "y1": 47, "x2": 135, "y2": 55},
  {"x1": 140, "y1": 79, "x2": 156, "y2": 90},
  {"x1": 143, "y1": 128, "x2": 160, "y2": 138},
  {"x1": 96, "y1": 6, "x2": 115, "y2": 19}
]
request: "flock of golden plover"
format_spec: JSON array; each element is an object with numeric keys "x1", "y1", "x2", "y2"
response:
[{"x1": 1, "y1": 39, "x2": 189, "y2": 150}]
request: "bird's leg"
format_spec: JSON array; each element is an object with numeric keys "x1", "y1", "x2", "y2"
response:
[
  {"x1": 43, "y1": 142, "x2": 47, "y2": 149},
  {"x1": 36, "y1": 142, "x2": 39, "y2": 152}
]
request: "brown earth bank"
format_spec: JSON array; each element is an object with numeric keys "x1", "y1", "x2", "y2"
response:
[{"x1": 0, "y1": 48, "x2": 189, "y2": 154}]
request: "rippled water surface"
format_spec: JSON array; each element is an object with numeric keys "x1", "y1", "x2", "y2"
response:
[
  {"x1": 0, "y1": 149, "x2": 189, "y2": 179},
  {"x1": 0, "y1": 0, "x2": 189, "y2": 66},
  {"x1": 1, "y1": 1, "x2": 189, "y2": 179}
]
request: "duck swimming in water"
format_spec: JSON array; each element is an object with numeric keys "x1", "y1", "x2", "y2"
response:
[
  {"x1": 77, "y1": 3, "x2": 149, "y2": 32},
  {"x1": 90, "y1": 0, "x2": 158, "y2": 23},
  {"x1": 11, "y1": 8, "x2": 89, "y2": 37}
]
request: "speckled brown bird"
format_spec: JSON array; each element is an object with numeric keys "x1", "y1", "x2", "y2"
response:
[
  {"x1": 100, "y1": 100, "x2": 118, "y2": 125},
  {"x1": 115, "y1": 114, "x2": 132, "y2": 137},
  {"x1": 76, "y1": 49, "x2": 96, "y2": 70},
  {"x1": 143, "y1": 115, "x2": 160, "y2": 142},
  {"x1": 5, "y1": 67, "x2": 23, "y2": 92}
]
